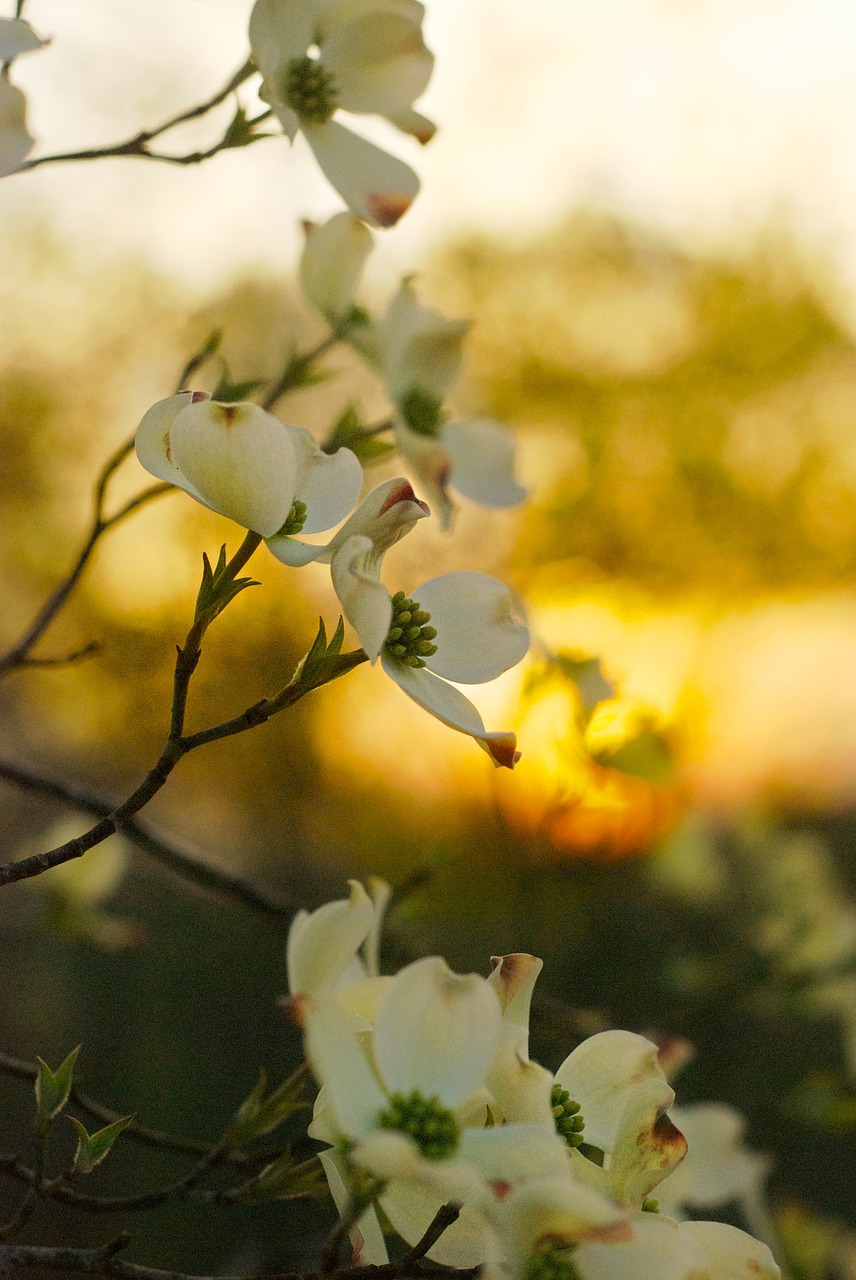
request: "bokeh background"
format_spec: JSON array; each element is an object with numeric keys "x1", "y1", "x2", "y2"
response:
[{"x1": 2, "y1": 1, "x2": 856, "y2": 1275}]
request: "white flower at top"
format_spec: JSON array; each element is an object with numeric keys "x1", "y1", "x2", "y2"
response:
[
  {"x1": 249, "y1": 0, "x2": 434, "y2": 228},
  {"x1": 0, "y1": 18, "x2": 49, "y2": 179},
  {"x1": 135, "y1": 392, "x2": 362, "y2": 540},
  {"x1": 331, "y1": 536, "x2": 529, "y2": 767}
]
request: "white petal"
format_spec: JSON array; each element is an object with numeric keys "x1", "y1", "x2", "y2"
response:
[
  {"x1": 386, "y1": 105, "x2": 436, "y2": 143},
  {"x1": 608, "y1": 1077, "x2": 687, "y2": 1206},
  {"x1": 289, "y1": 426, "x2": 362, "y2": 533},
  {"x1": 659, "y1": 1103, "x2": 771, "y2": 1215},
  {"x1": 355, "y1": 1130, "x2": 487, "y2": 1206},
  {"x1": 287, "y1": 880, "x2": 374, "y2": 996},
  {"x1": 393, "y1": 421, "x2": 455, "y2": 530},
  {"x1": 327, "y1": 477, "x2": 430, "y2": 558},
  {"x1": 363, "y1": 877, "x2": 392, "y2": 979},
  {"x1": 304, "y1": 995, "x2": 388, "y2": 1138},
  {"x1": 380, "y1": 1179, "x2": 490, "y2": 1266},
  {"x1": 318, "y1": 1148, "x2": 390, "y2": 1265},
  {"x1": 322, "y1": 11, "x2": 433, "y2": 117},
  {"x1": 415, "y1": 571, "x2": 529, "y2": 684},
  {"x1": 681, "y1": 1221, "x2": 780, "y2": 1280},
  {"x1": 316, "y1": 0, "x2": 426, "y2": 40},
  {"x1": 249, "y1": 0, "x2": 315, "y2": 84},
  {"x1": 575, "y1": 1213, "x2": 706, "y2": 1280},
  {"x1": 264, "y1": 536, "x2": 329, "y2": 567},
  {"x1": 443, "y1": 419, "x2": 527, "y2": 509},
  {"x1": 381, "y1": 279, "x2": 469, "y2": 402},
  {"x1": 0, "y1": 78, "x2": 33, "y2": 177},
  {"x1": 382, "y1": 657, "x2": 520, "y2": 768},
  {"x1": 300, "y1": 212, "x2": 373, "y2": 322},
  {"x1": 304, "y1": 118, "x2": 419, "y2": 228},
  {"x1": 488, "y1": 954, "x2": 543, "y2": 1033},
  {"x1": 554, "y1": 1031, "x2": 668, "y2": 1153},
  {"x1": 170, "y1": 400, "x2": 297, "y2": 536},
  {"x1": 0, "y1": 18, "x2": 47, "y2": 59},
  {"x1": 134, "y1": 392, "x2": 209, "y2": 502},
  {"x1": 485, "y1": 1031, "x2": 554, "y2": 1125},
  {"x1": 373, "y1": 956, "x2": 502, "y2": 1107},
  {"x1": 331, "y1": 534, "x2": 392, "y2": 660},
  {"x1": 458, "y1": 1125, "x2": 570, "y2": 1187}
]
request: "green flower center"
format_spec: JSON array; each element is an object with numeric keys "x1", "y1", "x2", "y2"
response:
[
  {"x1": 551, "y1": 1084, "x2": 585, "y2": 1149},
  {"x1": 282, "y1": 56, "x2": 338, "y2": 124},
  {"x1": 377, "y1": 1089, "x2": 459, "y2": 1160},
  {"x1": 399, "y1": 386, "x2": 444, "y2": 437},
  {"x1": 385, "y1": 592, "x2": 438, "y2": 669},
  {"x1": 642, "y1": 1197, "x2": 660, "y2": 1213},
  {"x1": 524, "y1": 1242, "x2": 582, "y2": 1280},
  {"x1": 275, "y1": 499, "x2": 308, "y2": 537}
]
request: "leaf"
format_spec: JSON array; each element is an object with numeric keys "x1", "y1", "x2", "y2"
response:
[
  {"x1": 226, "y1": 1068, "x2": 309, "y2": 1148},
  {"x1": 231, "y1": 1153, "x2": 324, "y2": 1204},
  {"x1": 34, "y1": 1046, "x2": 80, "y2": 1127},
  {"x1": 194, "y1": 546, "x2": 260, "y2": 625},
  {"x1": 68, "y1": 1114, "x2": 134, "y2": 1175}
]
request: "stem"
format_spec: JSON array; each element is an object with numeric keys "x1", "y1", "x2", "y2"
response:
[
  {"x1": 262, "y1": 332, "x2": 345, "y2": 413},
  {"x1": 0, "y1": 1125, "x2": 51, "y2": 1241},
  {"x1": 21, "y1": 60, "x2": 257, "y2": 172}
]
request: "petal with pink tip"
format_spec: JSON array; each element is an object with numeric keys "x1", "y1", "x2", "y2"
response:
[
  {"x1": 170, "y1": 400, "x2": 297, "y2": 536},
  {"x1": 383, "y1": 657, "x2": 520, "y2": 767},
  {"x1": 608, "y1": 1077, "x2": 687, "y2": 1206},
  {"x1": 372, "y1": 956, "x2": 502, "y2": 1107},
  {"x1": 393, "y1": 421, "x2": 455, "y2": 530},
  {"x1": 416, "y1": 571, "x2": 529, "y2": 684},
  {"x1": 303, "y1": 119, "x2": 419, "y2": 228},
  {"x1": 574, "y1": 1212, "x2": 706, "y2": 1280}
]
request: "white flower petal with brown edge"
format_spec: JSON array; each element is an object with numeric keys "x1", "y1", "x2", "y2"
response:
[
  {"x1": 331, "y1": 534, "x2": 392, "y2": 661},
  {"x1": 288, "y1": 427, "x2": 362, "y2": 533},
  {"x1": 680, "y1": 1221, "x2": 780, "y2": 1280},
  {"x1": 488, "y1": 954, "x2": 543, "y2": 1033},
  {"x1": 554, "y1": 1031, "x2": 668, "y2": 1154},
  {"x1": 608, "y1": 1077, "x2": 687, "y2": 1207},
  {"x1": 0, "y1": 78, "x2": 33, "y2": 177},
  {"x1": 248, "y1": 0, "x2": 316, "y2": 87},
  {"x1": 381, "y1": 657, "x2": 520, "y2": 768},
  {"x1": 303, "y1": 118, "x2": 419, "y2": 228},
  {"x1": 372, "y1": 956, "x2": 502, "y2": 1108},
  {"x1": 287, "y1": 879, "x2": 374, "y2": 997},
  {"x1": 0, "y1": 17, "x2": 48, "y2": 59},
  {"x1": 416, "y1": 571, "x2": 529, "y2": 684},
  {"x1": 135, "y1": 392, "x2": 210, "y2": 501},
  {"x1": 300, "y1": 212, "x2": 373, "y2": 322},
  {"x1": 322, "y1": 11, "x2": 433, "y2": 117},
  {"x1": 303, "y1": 994, "x2": 388, "y2": 1138},
  {"x1": 386, "y1": 105, "x2": 436, "y2": 143},
  {"x1": 170, "y1": 400, "x2": 297, "y2": 537},
  {"x1": 492, "y1": 1173, "x2": 631, "y2": 1280},
  {"x1": 319, "y1": 1148, "x2": 390, "y2": 1266},
  {"x1": 574, "y1": 1212, "x2": 706, "y2": 1280},
  {"x1": 443, "y1": 419, "x2": 527, "y2": 509}
]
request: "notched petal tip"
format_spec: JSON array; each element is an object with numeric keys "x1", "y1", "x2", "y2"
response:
[
  {"x1": 278, "y1": 993, "x2": 309, "y2": 1027},
  {"x1": 378, "y1": 478, "x2": 430, "y2": 519},
  {"x1": 480, "y1": 734, "x2": 521, "y2": 770},
  {"x1": 366, "y1": 192, "x2": 413, "y2": 227}
]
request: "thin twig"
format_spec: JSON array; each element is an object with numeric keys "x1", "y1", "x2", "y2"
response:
[
  {"x1": 261, "y1": 332, "x2": 344, "y2": 413},
  {"x1": 400, "y1": 1204, "x2": 461, "y2": 1262},
  {"x1": 21, "y1": 60, "x2": 258, "y2": 172}
]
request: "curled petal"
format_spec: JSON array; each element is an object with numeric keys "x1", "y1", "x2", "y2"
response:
[
  {"x1": 393, "y1": 421, "x2": 455, "y2": 530},
  {"x1": 608, "y1": 1077, "x2": 687, "y2": 1206},
  {"x1": 416, "y1": 571, "x2": 530, "y2": 684},
  {"x1": 331, "y1": 534, "x2": 392, "y2": 660},
  {"x1": 381, "y1": 279, "x2": 469, "y2": 403},
  {"x1": 289, "y1": 426, "x2": 362, "y2": 533},
  {"x1": 319, "y1": 1149, "x2": 389, "y2": 1266},
  {"x1": 287, "y1": 879, "x2": 374, "y2": 997},
  {"x1": 443, "y1": 419, "x2": 527, "y2": 510},
  {"x1": 322, "y1": 11, "x2": 433, "y2": 117},
  {"x1": 486, "y1": 1032, "x2": 554, "y2": 1125},
  {"x1": 381, "y1": 657, "x2": 520, "y2": 767},
  {"x1": 387, "y1": 105, "x2": 436, "y2": 144},
  {"x1": 327, "y1": 476, "x2": 430, "y2": 560},
  {"x1": 373, "y1": 956, "x2": 502, "y2": 1107},
  {"x1": 554, "y1": 1031, "x2": 668, "y2": 1154},
  {"x1": 304, "y1": 119, "x2": 419, "y2": 228},
  {"x1": 304, "y1": 995, "x2": 388, "y2": 1138},
  {"x1": 300, "y1": 212, "x2": 373, "y2": 323},
  {"x1": 488, "y1": 954, "x2": 543, "y2": 1033},
  {"x1": 170, "y1": 400, "x2": 297, "y2": 536},
  {"x1": 135, "y1": 392, "x2": 210, "y2": 499}
]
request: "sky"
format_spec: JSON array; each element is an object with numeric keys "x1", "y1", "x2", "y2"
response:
[{"x1": 6, "y1": 0, "x2": 856, "y2": 305}]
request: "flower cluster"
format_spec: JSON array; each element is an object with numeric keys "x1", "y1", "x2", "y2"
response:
[
  {"x1": 288, "y1": 882, "x2": 782, "y2": 1280},
  {"x1": 135, "y1": 392, "x2": 527, "y2": 767},
  {"x1": 301, "y1": 211, "x2": 527, "y2": 528}
]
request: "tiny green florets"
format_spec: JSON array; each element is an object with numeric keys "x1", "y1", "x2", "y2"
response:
[
  {"x1": 399, "y1": 386, "x2": 444, "y2": 437},
  {"x1": 377, "y1": 1089, "x2": 459, "y2": 1160},
  {"x1": 276, "y1": 498, "x2": 308, "y2": 537},
  {"x1": 385, "y1": 591, "x2": 438, "y2": 669},
  {"x1": 524, "y1": 1242, "x2": 582, "y2": 1280},
  {"x1": 551, "y1": 1084, "x2": 585, "y2": 1149},
  {"x1": 641, "y1": 1197, "x2": 660, "y2": 1213},
  {"x1": 282, "y1": 55, "x2": 338, "y2": 124}
]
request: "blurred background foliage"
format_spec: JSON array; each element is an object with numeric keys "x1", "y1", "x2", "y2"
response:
[{"x1": 2, "y1": 210, "x2": 856, "y2": 1273}]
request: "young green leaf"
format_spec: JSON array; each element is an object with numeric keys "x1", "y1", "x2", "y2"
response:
[
  {"x1": 34, "y1": 1046, "x2": 81, "y2": 1128},
  {"x1": 68, "y1": 1114, "x2": 134, "y2": 1175},
  {"x1": 231, "y1": 1153, "x2": 323, "y2": 1204}
]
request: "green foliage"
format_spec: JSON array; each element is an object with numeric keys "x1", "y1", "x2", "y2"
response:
[
  {"x1": 34, "y1": 1046, "x2": 80, "y2": 1129},
  {"x1": 67, "y1": 1113, "x2": 134, "y2": 1175},
  {"x1": 194, "y1": 545, "x2": 260, "y2": 626},
  {"x1": 226, "y1": 1067, "x2": 308, "y2": 1148},
  {"x1": 230, "y1": 1153, "x2": 324, "y2": 1204}
]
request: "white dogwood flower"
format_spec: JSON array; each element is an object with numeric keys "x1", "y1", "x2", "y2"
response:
[
  {"x1": 135, "y1": 392, "x2": 361, "y2": 540},
  {"x1": 300, "y1": 212, "x2": 374, "y2": 325},
  {"x1": 249, "y1": 0, "x2": 433, "y2": 227},
  {"x1": 330, "y1": 544, "x2": 528, "y2": 766}
]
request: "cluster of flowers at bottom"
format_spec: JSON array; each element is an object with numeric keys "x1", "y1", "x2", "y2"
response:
[{"x1": 287, "y1": 881, "x2": 781, "y2": 1280}]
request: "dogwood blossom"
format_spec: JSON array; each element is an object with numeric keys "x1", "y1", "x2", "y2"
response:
[
  {"x1": 135, "y1": 392, "x2": 361, "y2": 540},
  {"x1": 0, "y1": 18, "x2": 48, "y2": 178},
  {"x1": 330, "y1": 539, "x2": 528, "y2": 766},
  {"x1": 249, "y1": 0, "x2": 433, "y2": 227},
  {"x1": 300, "y1": 212, "x2": 373, "y2": 326}
]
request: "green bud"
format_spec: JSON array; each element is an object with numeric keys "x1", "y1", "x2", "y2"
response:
[
  {"x1": 399, "y1": 386, "x2": 444, "y2": 437},
  {"x1": 377, "y1": 1090, "x2": 459, "y2": 1160},
  {"x1": 282, "y1": 56, "x2": 338, "y2": 124},
  {"x1": 384, "y1": 593, "x2": 439, "y2": 667},
  {"x1": 551, "y1": 1084, "x2": 585, "y2": 1149}
]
